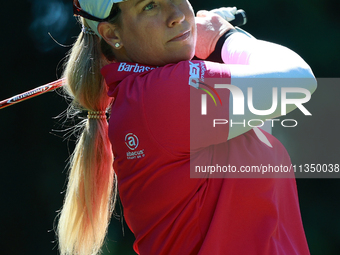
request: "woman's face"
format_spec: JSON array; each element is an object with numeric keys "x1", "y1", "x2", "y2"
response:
[{"x1": 116, "y1": 0, "x2": 196, "y2": 66}]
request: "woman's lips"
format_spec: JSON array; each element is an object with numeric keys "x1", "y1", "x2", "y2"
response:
[{"x1": 169, "y1": 31, "x2": 190, "y2": 42}]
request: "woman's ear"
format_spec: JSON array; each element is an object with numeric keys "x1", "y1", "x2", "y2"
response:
[{"x1": 98, "y1": 22, "x2": 123, "y2": 49}]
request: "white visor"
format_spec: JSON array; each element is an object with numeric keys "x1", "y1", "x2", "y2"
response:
[{"x1": 78, "y1": 0, "x2": 126, "y2": 36}]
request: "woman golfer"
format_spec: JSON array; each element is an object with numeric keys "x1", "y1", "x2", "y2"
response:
[{"x1": 58, "y1": 0, "x2": 317, "y2": 254}]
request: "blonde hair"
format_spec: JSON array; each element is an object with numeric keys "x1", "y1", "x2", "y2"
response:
[{"x1": 57, "y1": 14, "x2": 120, "y2": 255}]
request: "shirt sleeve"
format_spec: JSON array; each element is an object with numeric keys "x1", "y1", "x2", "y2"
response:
[
  {"x1": 220, "y1": 32, "x2": 317, "y2": 139},
  {"x1": 142, "y1": 33, "x2": 317, "y2": 155}
]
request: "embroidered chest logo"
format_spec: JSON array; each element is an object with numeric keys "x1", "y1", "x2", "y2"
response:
[
  {"x1": 188, "y1": 61, "x2": 200, "y2": 88},
  {"x1": 118, "y1": 63, "x2": 156, "y2": 73},
  {"x1": 125, "y1": 133, "x2": 145, "y2": 160},
  {"x1": 188, "y1": 61, "x2": 222, "y2": 115},
  {"x1": 125, "y1": 133, "x2": 139, "y2": 150}
]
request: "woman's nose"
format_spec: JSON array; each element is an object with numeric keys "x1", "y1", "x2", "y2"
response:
[{"x1": 166, "y1": 2, "x2": 185, "y2": 27}]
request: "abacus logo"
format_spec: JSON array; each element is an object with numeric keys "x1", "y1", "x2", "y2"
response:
[{"x1": 125, "y1": 133, "x2": 139, "y2": 150}]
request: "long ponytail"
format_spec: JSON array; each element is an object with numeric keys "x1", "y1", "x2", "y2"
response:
[{"x1": 57, "y1": 17, "x2": 117, "y2": 255}]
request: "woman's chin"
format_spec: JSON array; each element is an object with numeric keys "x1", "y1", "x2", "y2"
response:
[{"x1": 166, "y1": 48, "x2": 196, "y2": 64}]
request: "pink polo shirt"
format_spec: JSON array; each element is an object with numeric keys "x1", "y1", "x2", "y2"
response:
[{"x1": 101, "y1": 60, "x2": 310, "y2": 255}]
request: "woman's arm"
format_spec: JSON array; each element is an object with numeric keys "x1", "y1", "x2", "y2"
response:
[
  {"x1": 195, "y1": 11, "x2": 316, "y2": 140},
  {"x1": 220, "y1": 32, "x2": 317, "y2": 139},
  {"x1": 138, "y1": 12, "x2": 316, "y2": 153}
]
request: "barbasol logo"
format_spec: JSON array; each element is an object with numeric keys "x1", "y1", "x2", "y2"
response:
[
  {"x1": 118, "y1": 63, "x2": 155, "y2": 73},
  {"x1": 125, "y1": 133, "x2": 139, "y2": 150}
]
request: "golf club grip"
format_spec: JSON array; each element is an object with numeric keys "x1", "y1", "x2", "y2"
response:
[{"x1": 229, "y1": 10, "x2": 247, "y2": 27}]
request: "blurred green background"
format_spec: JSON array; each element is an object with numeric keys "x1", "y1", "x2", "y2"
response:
[{"x1": 0, "y1": 0, "x2": 339, "y2": 254}]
